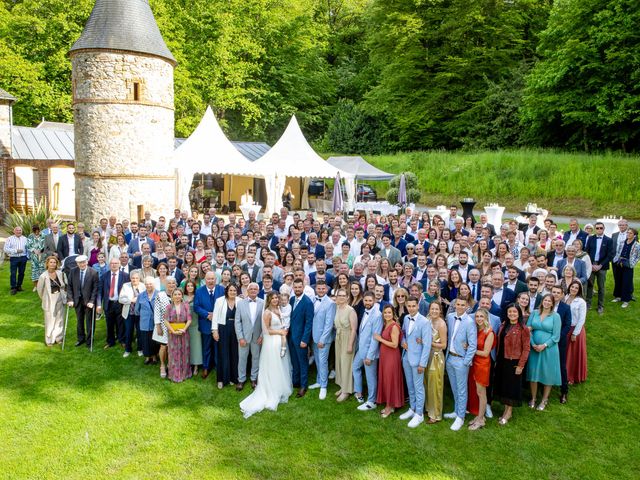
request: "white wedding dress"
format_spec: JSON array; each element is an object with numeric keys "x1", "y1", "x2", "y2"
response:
[{"x1": 239, "y1": 310, "x2": 293, "y2": 418}]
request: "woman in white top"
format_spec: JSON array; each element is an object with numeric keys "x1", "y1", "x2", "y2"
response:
[
  {"x1": 564, "y1": 280, "x2": 587, "y2": 385},
  {"x1": 109, "y1": 233, "x2": 128, "y2": 262},
  {"x1": 118, "y1": 271, "x2": 145, "y2": 357}
]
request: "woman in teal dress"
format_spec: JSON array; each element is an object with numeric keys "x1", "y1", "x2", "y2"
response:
[
  {"x1": 527, "y1": 293, "x2": 561, "y2": 411},
  {"x1": 26, "y1": 225, "x2": 46, "y2": 291},
  {"x1": 183, "y1": 280, "x2": 203, "y2": 376}
]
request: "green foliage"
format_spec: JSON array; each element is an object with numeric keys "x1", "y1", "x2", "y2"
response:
[
  {"x1": 5, "y1": 197, "x2": 61, "y2": 232},
  {"x1": 366, "y1": 149, "x2": 640, "y2": 218},
  {"x1": 324, "y1": 99, "x2": 385, "y2": 154},
  {"x1": 521, "y1": 0, "x2": 640, "y2": 151},
  {"x1": 386, "y1": 172, "x2": 420, "y2": 203}
]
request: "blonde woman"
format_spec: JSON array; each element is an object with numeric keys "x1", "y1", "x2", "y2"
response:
[
  {"x1": 36, "y1": 256, "x2": 66, "y2": 346},
  {"x1": 425, "y1": 301, "x2": 447, "y2": 423},
  {"x1": 468, "y1": 308, "x2": 494, "y2": 430},
  {"x1": 334, "y1": 288, "x2": 358, "y2": 402}
]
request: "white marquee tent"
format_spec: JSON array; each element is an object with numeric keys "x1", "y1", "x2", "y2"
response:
[
  {"x1": 326, "y1": 156, "x2": 394, "y2": 180},
  {"x1": 173, "y1": 106, "x2": 259, "y2": 210},
  {"x1": 250, "y1": 115, "x2": 353, "y2": 214}
]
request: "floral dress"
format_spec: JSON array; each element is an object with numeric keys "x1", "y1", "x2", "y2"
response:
[
  {"x1": 26, "y1": 233, "x2": 46, "y2": 281},
  {"x1": 164, "y1": 303, "x2": 192, "y2": 383}
]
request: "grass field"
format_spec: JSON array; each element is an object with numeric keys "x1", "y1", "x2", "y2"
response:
[
  {"x1": 1, "y1": 263, "x2": 639, "y2": 479},
  {"x1": 354, "y1": 149, "x2": 640, "y2": 219}
]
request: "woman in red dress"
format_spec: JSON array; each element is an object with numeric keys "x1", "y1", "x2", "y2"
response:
[
  {"x1": 374, "y1": 304, "x2": 404, "y2": 418},
  {"x1": 467, "y1": 308, "x2": 495, "y2": 430}
]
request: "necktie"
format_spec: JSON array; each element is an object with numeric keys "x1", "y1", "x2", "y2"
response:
[
  {"x1": 294, "y1": 297, "x2": 300, "y2": 309},
  {"x1": 80, "y1": 270, "x2": 85, "y2": 287},
  {"x1": 472, "y1": 283, "x2": 477, "y2": 299},
  {"x1": 120, "y1": 267, "x2": 125, "y2": 272},
  {"x1": 109, "y1": 272, "x2": 116, "y2": 298},
  {"x1": 209, "y1": 290, "x2": 214, "y2": 305}
]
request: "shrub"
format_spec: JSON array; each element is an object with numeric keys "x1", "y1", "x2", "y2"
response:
[
  {"x1": 386, "y1": 172, "x2": 421, "y2": 204},
  {"x1": 4, "y1": 198, "x2": 61, "y2": 233}
]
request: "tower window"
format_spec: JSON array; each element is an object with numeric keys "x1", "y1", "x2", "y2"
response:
[{"x1": 133, "y1": 82, "x2": 140, "y2": 101}]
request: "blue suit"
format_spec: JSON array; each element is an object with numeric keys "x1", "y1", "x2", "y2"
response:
[
  {"x1": 556, "y1": 301, "x2": 572, "y2": 395},
  {"x1": 127, "y1": 237, "x2": 156, "y2": 256},
  {"x1": 563, "y1": 230, "x2": 588, "y2": 247},
  {"x1": 557, "y1": 258, "x2": 588, "y2": 284},
  {"x1": 445, "y1": 312, "x2": 478, "y2": 419},
  {"x1": 98, "y1": 270, "x2": 129, "y2": 346},
  {"x1": 194, "y1": 284, "x2": 225, "y2": 371},
  {"x1": 352, "y1": 308, "x2": 383, "y2": 403},
  {"x1": 401, "y1": 313, "x2": 432, "y2": 415},
  {"x1": 312, "y1": 295, "x2": 336, "y2": 388},
  {"x1": 288, "y1": 295, "x2": 314, "y2": 388}
]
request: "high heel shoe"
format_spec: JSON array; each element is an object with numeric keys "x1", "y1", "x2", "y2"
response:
[
  {"x1": 536, "y1": 399, "x2": 548, "y2": 411},
  {"x1": 498, "y1": 417, "x2": 509, "y2": 426},
  {"x1": 528, "y1": 399, "x2": 536, "y2": 409}
]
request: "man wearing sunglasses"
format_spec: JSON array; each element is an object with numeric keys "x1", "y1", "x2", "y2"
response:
[{"x1": 586, "y1": 221, "x2": 614, "y2": 314}]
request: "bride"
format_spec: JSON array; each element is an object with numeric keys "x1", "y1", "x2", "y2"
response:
[{"x1": 240, "y1": 292, "x2": 293, "y2": 418}]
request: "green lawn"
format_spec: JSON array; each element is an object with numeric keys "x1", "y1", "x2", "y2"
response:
[
  {"x1": 1, "y1": 264, "x2": 639, "y2": 479},
  {"x1": 347, "y1": 149, "x2": 640, "y2": 219}
]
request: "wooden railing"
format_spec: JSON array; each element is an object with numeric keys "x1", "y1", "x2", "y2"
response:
[{"x1": 8, "y1": 187, "x2": 35, "y2": 214}]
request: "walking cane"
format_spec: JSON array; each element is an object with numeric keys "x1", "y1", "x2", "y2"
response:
[
  {"x1": 90, "y1": 307, "x2": 96, "y2": 353},
  {"x1": 62, "y1": 305, "x2": 70, "y2": 351}
]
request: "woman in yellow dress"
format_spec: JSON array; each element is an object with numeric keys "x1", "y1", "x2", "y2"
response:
[
  {"x1": 425, "y1": 301, "x2": 447, "y2": 423},
  {"x1": 334, "y1": 288, "x2": 358, "y2": 402}
]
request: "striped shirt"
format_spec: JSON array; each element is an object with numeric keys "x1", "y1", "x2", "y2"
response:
[{"x1": 3, "y1": 235, "x2": 28, "y2": 257}]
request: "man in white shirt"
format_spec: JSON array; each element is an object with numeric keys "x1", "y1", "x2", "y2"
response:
[{"x1": 4, "y1": 227, "x2": 28, "y2": 294}]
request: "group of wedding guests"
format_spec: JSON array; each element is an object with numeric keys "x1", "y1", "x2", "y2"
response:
[{"x1": 15, "y1": 204, "x2": 639, "y2": 428}]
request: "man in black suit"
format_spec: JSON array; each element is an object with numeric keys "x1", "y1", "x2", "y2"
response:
[
  {"x1": 504, "y1": 266, "x2": 528, "y2": 296},
  {"x1": 546, "y1": 240, "x2": 566, "y2": 271},
  {"x1": 478, "y1": 213, "x2": 497, "y2": 238},
  {"x1": 187, "y1": 222, "x2": 206, "y2": 250},
  {"x1": 585, "y1": 222, "x2": 614, "y2": 314},
  {"x1": 167, "y1": 256, "x2": 185, "y2": 285},
  {"x1": 57, "y1": 223, "x2": 84, "y2": 260},
  {"x1": 491, "y1": 272, "x2": 515, "y2": 318},
  {"x1": 66, "y1": 255, "x2": 99, "y2": 347},
  {"x1": 97, "y1": 258, "x2": 129, "y2": 349},
  {"x1": 140, "y1": 211, "x2": 157, "y2": 231},
  {"x1": 611, "y1": 219, "x2": 631, "y2": 303},
  {"x1": 527, "y1": 277, "x2": 542, "y2": 312},
  {"x1": 552, "y1": 286, "x2": 573, "y2": 404}
]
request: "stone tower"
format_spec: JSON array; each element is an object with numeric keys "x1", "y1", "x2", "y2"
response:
[{"x1": 70, "y1": 0, "x2": 177, "y2": 225}]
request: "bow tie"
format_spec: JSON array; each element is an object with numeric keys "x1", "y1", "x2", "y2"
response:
[
  {"x1": 315, "y1": 296, "x2": 322, "y2": 302},
  {"x1": 455, "y1": 316, "x2": 461, "y2": 321},
  {"x1": 364, "y1": 309, "x2": 371, "y2": 315},
  {"x1": 249, "y1": 299, "x2": 256, "y2": 303},
  {"x1": 408, "y1": 317, "x2": 415, "y2": 322}
]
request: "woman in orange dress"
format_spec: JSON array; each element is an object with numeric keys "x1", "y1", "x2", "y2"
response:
[{"x1": 467, "y1": 308, "x2": 495, "y2": 430}]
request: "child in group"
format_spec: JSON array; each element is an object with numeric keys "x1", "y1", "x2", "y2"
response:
[{"x1": 279, "y1": 288, "x2": 292, "y2": 357}]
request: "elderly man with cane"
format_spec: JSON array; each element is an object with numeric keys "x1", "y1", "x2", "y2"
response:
[{"x1": 66, "y1": 255, "x2": 99, "y2": 349}]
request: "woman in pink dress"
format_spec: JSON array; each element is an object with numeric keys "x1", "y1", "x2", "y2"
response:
[{"x1": 163, "y1": 289, "x2": 192, "y2": 383}]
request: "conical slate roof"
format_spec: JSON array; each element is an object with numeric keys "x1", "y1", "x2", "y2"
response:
[{"x1": 70, "y1": 0, "x2": 176, "y2": 65}]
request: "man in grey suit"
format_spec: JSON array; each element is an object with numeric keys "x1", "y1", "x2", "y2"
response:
[
  {"x1": 234, "y1": 283, "x2": 264, "y2": 390},
  {"x1": 43, "y1": 222, "x2": 61, "y2": 258},
  {"x1": 379, "y1": 234, "x2": 402, "y2": 266},
  {"x1": 353, "y1": 292, "x2": 383, "y2": 411}
]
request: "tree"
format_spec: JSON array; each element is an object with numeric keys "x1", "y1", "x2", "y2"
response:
[{"x1": 521, "y1": 0, "x2": 640, "y2": 151}]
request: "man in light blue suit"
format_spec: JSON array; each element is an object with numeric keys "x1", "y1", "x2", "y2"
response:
[
  {"x1": 308, "y1": 280, "x2": 336, "y2": 400},
  {"x1": 399, "y1": 296, "x2": 432, "y2": 428},
  {"x1": 353, "y1": 292, "x2": 383, "y2": 411},
  {"x1": 445, "y1": 297, "x2": 478, "y2": 431}
]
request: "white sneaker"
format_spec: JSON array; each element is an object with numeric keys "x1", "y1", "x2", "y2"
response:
[
  {"x1": 308, "y1": 355, "x2": 315, "y2": 366},
  {"x1": 408, "y1": 414, "x2": 424, "y2": 428},
  {"x1": 328, "y1": 369, "x2": 336, "y2": 379},
  {"x1": 450, "y1": 417, "x2": 464, "y2": 431},
  {"x1": 319, "y1": 388, "x2": 327, "y2": 400},
  {"x1": 485, "y1": 405, "x2": 493, "y2": 418},
  {"x1": 137, "y1": 351, "x2": 143, "y2": 357},
  {"x1": 443, "y1": 411, "x2": 457, "y2": 420},
  {"x1": 611, "y1": 298, "x2": 621, "y2": 303},
  {"x1": 309, "y1": 383, "x2": 321, "y2": 390},
  {"x1": 123, "y1": 351, "x2": 130, "y2": 358},
  {"x1": 399, "y1": 409, "x2": 415, "y2": 420},
  {"x1": 622, "y1": 302, "x2": 629, "y2": 308},
  {"x1": 357, "y1": 402, "x2": 376, "y2": 411}
]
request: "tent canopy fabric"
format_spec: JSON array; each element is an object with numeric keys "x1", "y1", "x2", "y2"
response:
[
  {"x1": 251, "y1": 115, "x2": 346, "y2": 179},
  {"x1": 326, "y1": 156, "x2": 394, "y2": 181},
  {"x1": 173, "y1": 106, "x2": 258, "y2": 177}
]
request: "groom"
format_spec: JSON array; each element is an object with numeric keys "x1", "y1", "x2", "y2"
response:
[{"x1": 288, "y1": 279, "x2": 314, "y2": 397}]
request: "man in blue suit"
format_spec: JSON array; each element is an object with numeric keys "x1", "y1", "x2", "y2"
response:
[
  {"x1": 552, "y1": 286, "x2": 573, "y2": 404},
  {"x1": 398, "y1": 296, "x2": 432, "y2": 429},
  {"x1": 585, "y1": 222, "x2": 614, "y2": 313},
  {"x1": 166, "y1": 256, "x2": 185, "y2": 285},
  {"x1": 556, "y1": 245, "x2": 588, "y2": 285},
  {"x1": 491, "y1": 272, "x2": 515, "y2": 318},
  {"x1": 288, "y1": 278, "x2": 314, "y2": 397},
  {"x1": 127, "y1": 224, "x2": 155, "y2": 257},
  {"x1": 308, "y1": 281, "x2": 336, "y2": 400},
  {"x1": 353, "y1": 292, "x2": 383, "y2": 411},
  {"x1": 194, "y1": 271, "x2": 225, "y2": 379},
  {"x1": 563, "y1": 218, "x2": 588, "y2": 247},
  {"x1": 97, "y1": 258, "x2": 129, "y2": 349},
  {"x1": 444, "y1": 297, "x2": 478, "y2": 431}
]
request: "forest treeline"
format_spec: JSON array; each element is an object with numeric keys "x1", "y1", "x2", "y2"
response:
[{"x1": 0, "y1": 0, "x2": 638, "y2": 152}]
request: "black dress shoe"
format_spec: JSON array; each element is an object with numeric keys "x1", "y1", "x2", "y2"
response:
[
  {"x1": 296, "y1": 388, "x2": 307, "y2": 398},
  {"x1": 560, "y1": 394, "x2": 568, "y2": 404},
  {"x1": 236, "y1": 382, "x2": 245, "y2": 392},
  {"x1": 75, "y1": 340, "x2": 86, "y2": 347},
  {"x1": 10, "y1": 289, "x2": 17, "y2": 295},
  {"x1": 16, "y1": 287, "x2": 24, "y2": 292}
]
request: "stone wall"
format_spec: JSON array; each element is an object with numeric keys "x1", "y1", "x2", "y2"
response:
[
  {"x1": 0, "y1": 102, "x2": 11, "y2": 220},
  {"x1": 71, "y1": 51, "x2": 175, "y2": 225}
]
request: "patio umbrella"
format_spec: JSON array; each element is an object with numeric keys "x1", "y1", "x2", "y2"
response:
[
  {"x1": 332, "y1": 172, "x2": 344, "y2": 212},
  {"x1": 398, "y1": 173, "x2": 407, "y2": 206}
]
